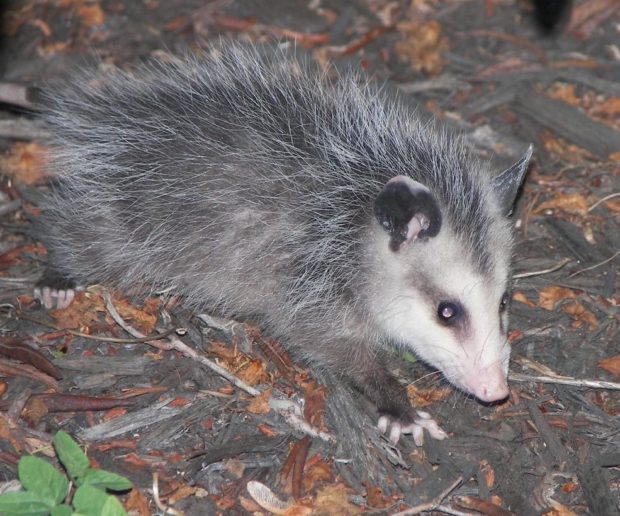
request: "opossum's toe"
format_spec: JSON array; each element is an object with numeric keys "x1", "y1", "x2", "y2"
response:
[
  {"x1": 377, "y1": 415, "x2": 389, "y2": 433},
  {"x1": 378, "y1": 411, "x2": 448, "y2": 446},
  {"x1": 34, "y1": 286, "x2": 76, "y2": 310},
  {"x1": 35, "y1": 268, "x2": 78, "y2": 309}
]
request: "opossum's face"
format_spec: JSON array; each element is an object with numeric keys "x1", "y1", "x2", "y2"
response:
[
  {"x1": 372, "y1": 148, "x2": 531, "y2": 403},
  {"x1": 372, "y1": 227, "x2": 512, "y2": 402}
]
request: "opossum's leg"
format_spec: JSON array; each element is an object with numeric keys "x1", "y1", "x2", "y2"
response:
[
  {"x1": 346, "y1": 354, "x2": 447, "y2": 445},
  {"x1": 34, "y1": 268, "x2": 79, "y2": 310}
]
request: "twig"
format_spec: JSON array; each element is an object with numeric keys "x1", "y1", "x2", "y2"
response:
[
  {"x1": 0, "y1": 199, "x2": 21, "y2": 217},
  {"x1": 101, "y1": 290, "x2": 335, "y2": 442},
  {"x1": 510, "y1": 372, "x2": 620, "y2": 391},
  {"x1": 435, "y1": 505, "x2": 478, "y2": 516},
  {"x1": 588, "y1": 192, "x2": 620, "y2": 212},
  {"x1": 152, "y1": 472, "x2": 184, "y2": 516},
  {"x1": 465, "y1": 30, "x2": 546, "y2": 63},
  {"x1": 392, "y1": 476, "x2": 463, "y2": 515},
  {"x1": 0, "y1": 83, "x2": 34, "y2": 109},
  {"x1": 325, "y1": 25, "x2": 392, "y2": 56},
  {"x1": 102, "y1": 290, "x2": 260, "y2": 396},
  {"x1": 566, "y1": 249, "x2": 620, "y2": 278},
  {"x1": 513, "y1": 258, "x2": 572, "y2": 279},
  {"x1": 17, "y1": 312, "x2": 181, "y2": 344}
]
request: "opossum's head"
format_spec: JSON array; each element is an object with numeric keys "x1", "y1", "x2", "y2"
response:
[{"x1": 371, "y1": 147, "x2": 532, "y2": 403}]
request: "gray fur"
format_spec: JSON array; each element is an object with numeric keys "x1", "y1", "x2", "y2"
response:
[{"x1": 38, "y1": 43, "x2": 525, "y2": 433}]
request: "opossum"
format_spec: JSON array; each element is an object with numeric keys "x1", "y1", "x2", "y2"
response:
[{"x1": 35, "y1": 44, "x2": 531, "y2": 444}]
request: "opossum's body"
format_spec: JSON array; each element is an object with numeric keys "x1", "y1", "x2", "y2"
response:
[{"x1": 38, "y1": 44, "x2": 530, "y2": 442}]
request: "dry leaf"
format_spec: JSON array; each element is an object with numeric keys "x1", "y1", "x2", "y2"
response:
[
  {"x1": 608, "y1": 151, "x2": 620, "y2": 162},
  {"x1": 49, "y1": 291, "x2": 111, "y2": 330},
  {"x1": 539, "y1": 130, "x2": 591, "y2": 162},
  {"x1": 538, "y1": 286, "x2": 578, "y2": 310},
  {"x1": 257, "y1": 423, "x2": 278, "y2": 437},
  {"x1": 247, "y1": 387, "x2": 271, "y2": 415},
  {"x1": 282, "y1": 506, "x2": 313, "y2": 516},
  {"x1": 303, "y1": 460, "x2": 332, "y2": 492},
  {"x1": 22, "y1": 397, "x2": 48, "y2": 426},
  {"x1": 38, "y1": 42, "x2": 69, "y2": 56},
  {"x1": 125, "y1": 488, "x2": 150, "y2": 516},
  {"x1": 0, "y1": 418, "x2": 10, "y2": 443},
  {"x1": 169, "y1": 397, "x2": 191, "y2": 407},
  {"x1": 239, "y1": 496, "x2": 263, "y2": 512},
  {"x1": 598, "y1": 355, "x2": 620, "y2": 377},
  {"x1": 237, "y1": 358, "x2": 269, "y2": 386},
  {"x1": 223, "y1": 458, "x2": 245, "y2": 479},
  {"x1": 479, "y1": 459, "x2": 495, "y2": 489},
  {"x1": 561, "y1": 301, "x2": 598, "y2": 330},
  {"x1": 561, "y1": 482, "x2": 579, "y2": 494},
  {"x1": 246, "y1": 480, "x2": 292, "y2": 514},
  {"x1": 547, "y1": 83, "x2": 581, "y2": 107},
  {"x1": 512, "y1": 291, "x2": 536, "y2": 307},
  {"x1": 394, "y1": 20, "x2": 447, "y2": 77},
  {"x1": 364, "y1": 484, "x2": 393, "y2": 509},
  {"x1": 406, "y1": 384, "x2": 452, "y2": 407},
  {"x1": 0, "y1": 143, "x2": 49, "y2": 184},
  {"x1": 103, "y1": 407, "x2": 128, "y2": 421},
  {"x1": 535, "y1": 193, "x2": 590, "y2": 216},
  {"x1": 104, "y1": 295, "x2": 158, "y2": 334},
  {"x1": 313, "y1": 483, "x2": 360, "y2": 515},
  {"x1": 542, "y1": 500, "x2": 579, "y2": 516},
  {"x1": 592, "y1": 96, "x2": 620, "y2": 117},
  {"x1": 0, "y1": 244, "x2": 47, "y2": 269},
  {"x1": 77, "y1": 3, "x2": 105, "y2": 27},
  {"x1": 302, "y1": 380, "x2": 327, "y2": 430}
]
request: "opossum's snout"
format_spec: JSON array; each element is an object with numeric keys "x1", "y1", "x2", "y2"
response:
[{"x1": 461, "y1": 364, "x2": 509, "y2": 403}]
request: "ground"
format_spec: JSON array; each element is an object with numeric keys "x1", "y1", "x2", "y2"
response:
[{"x1": 0, "y1": 0, "x2": 619, "y2": 514}]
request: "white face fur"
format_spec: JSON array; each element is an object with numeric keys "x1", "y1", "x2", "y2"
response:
[{"x1": 370, "y1": 223, "x2": 512, "y2": 403}]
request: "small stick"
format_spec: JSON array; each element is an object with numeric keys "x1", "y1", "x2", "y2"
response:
[
  {"x1": 151, "y1": 472, "x2": 183, "y2": 516},
  {"x1": 102, "y1": 290, "x2": 335, "y2": 442},
  {"x1": 510, "y1": 372, "x2": 620, "y2": 391},
  {"x1": 392, "y1": 476, "x2": 463, "y2": 515},
  {"x1": 588, "y1": 192, "x2": 620, "y2": 212},
  {"x1": 102, "y1": 290, "x2": 260, "y2": 396},
  {"x1": 513, "y1": 258, "x2": 571, "y2": 279},
  {"x1": 17, "y1": 313, "x2": 180, "y2": 344},
  {"x1": 566, "y1": 249, "x2": 620, "y2": 278}
]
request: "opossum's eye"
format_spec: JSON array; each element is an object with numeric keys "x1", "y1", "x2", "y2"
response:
[
  {"x1": 499, "y1": 292, "x2": 510, "y2": 312},
  {"x1": 437, "y1": 302, "x2": 461, "y2": 325}
]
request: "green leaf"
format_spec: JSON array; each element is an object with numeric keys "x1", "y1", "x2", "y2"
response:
[
  {"x1": 51, "y1": 505, "x2": 73, "y2": 516},
  {"x1": 100, "y1": 496, "x2": 128, "y2": 516},
  {"x1": 81, "y1": 469, "x2": 132, "y2": 492},
  {"x1": 18, "y1": 456, "x2": 69, "y2": 505},
  {"x1": 52, "y1": 431, "x2": 89, "y2": 481},
  {"x1": 402, "y1": 351, "x2": 418, "y2": 363},
  {"x1": 72, "y1": 485, "x2": 109, "y2": 516},
  {"x1": 0, "y1": 490, "x2": 54, "y2": 515},
  {"x1": 72, "y1": 485, "x2": 128, "y2": 516}
]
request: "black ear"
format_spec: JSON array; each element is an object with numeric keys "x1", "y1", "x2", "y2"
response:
[
  {"x1": 493, "y1": 145, "x2": 533, "y2": 217},
  {"x1": 374, "y1": 176, "x2": 442, "y2": 252}
]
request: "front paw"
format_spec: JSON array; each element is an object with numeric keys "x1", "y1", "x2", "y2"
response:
[{"x1": 377, "y1": 410, "x2": 448, "y2": 446}]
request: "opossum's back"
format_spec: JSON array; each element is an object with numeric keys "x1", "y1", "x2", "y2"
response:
[{"x1": 39, "y1": 47, "x2": 378, "y2": 309}]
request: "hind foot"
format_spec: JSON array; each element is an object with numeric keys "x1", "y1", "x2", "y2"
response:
[
  {"x1": 378, "y1": 410, "x2": 448, "y2": 446},
  {"x1": 34, "y1": 286, "x2": 76, "y2": 310}
]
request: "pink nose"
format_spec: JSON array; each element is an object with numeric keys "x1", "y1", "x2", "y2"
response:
[
  {"x1": 473, "y1": 381, "x2": 509, "y2": 402},
  {"x1": 463, "y1": 367, "x2": 510, "y2": 402}
]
